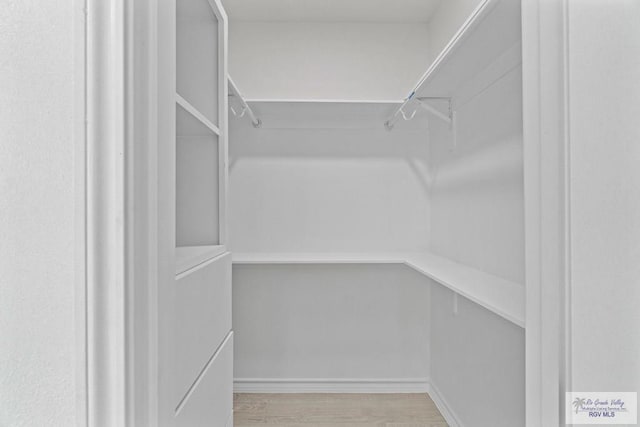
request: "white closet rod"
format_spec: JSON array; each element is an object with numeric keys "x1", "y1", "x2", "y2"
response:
[{"x1": 228, "y1": 76, "x2": 262, "y2": 128}]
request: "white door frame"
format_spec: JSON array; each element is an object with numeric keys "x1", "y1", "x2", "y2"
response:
[
  {"x1": 85, "y1": 0, "x2": 129, "y2": 424},
  {"x1": 522, "y1": 0, "x2": 570, "y2": 426},
  {"x1": 82, "y1": 0, "x2": 572, "y2": 425},
  {"x1": 84, "y1": 0, "x2": 159, "y2": 425}
]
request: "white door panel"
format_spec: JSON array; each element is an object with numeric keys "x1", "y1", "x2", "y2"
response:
[
  {"x1": 158, "y1": 0, "x2": 230, "y2": 424},
  {"x1": 174, "y1": 253, "x2": 232, "y2": 406},
  {"x1": 175, "y1": 334, "x2": 233, "y2": 427}
]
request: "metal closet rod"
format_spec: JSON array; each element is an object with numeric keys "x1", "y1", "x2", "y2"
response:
[{"x1": 228, "y1": 76, "x2": 262, "y2": 128}]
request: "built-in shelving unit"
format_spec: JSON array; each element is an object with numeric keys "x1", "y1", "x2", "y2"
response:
[
  {"x1": 233, "y1": 251, "x2": 524, "y2": 328},
  {"x1": 228, "y1": 0, "x2": 525, "y2": 327},
  {"x1": 177, "y1": 0, "x2": 220, "y2": 127},
  {"x1": 175, "y1": 0, "x2": 227, "y2": 275}
]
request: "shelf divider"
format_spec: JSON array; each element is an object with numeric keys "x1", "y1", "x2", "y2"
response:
[{"x1": 176, "y1": 93, "x2": 221, "y2": 136}]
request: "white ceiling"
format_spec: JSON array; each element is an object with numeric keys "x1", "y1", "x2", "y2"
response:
[{"x1": 221, "y1": 0, "x2": 444, "y2": 23}]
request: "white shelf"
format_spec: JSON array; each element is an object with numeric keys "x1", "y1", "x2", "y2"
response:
[
  {"x1": 232, "y1": 251, "x2": 524, "y2": 328},
  {"x1": 245, "y1": 99, "x2": 404, "y2": 105},
  {"x1": 412, "y1": 0, "x2": 521, "y2": 99},
  {"x1": 176, "y1": 93, "x2": 221, "y2": 136},
  {"x1": 232, "y1": 252, "x2": 406, "y2": 265},
  {"x1": 403, "y1": 252, "x2": 524, "y2": 328},
  {"x1": 176, "y1": 245, "x2": 226, "y2": 275}
]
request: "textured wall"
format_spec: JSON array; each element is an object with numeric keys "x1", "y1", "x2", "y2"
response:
[
  {"x1": 0, "y1": 1, "x2": 80, "y2": 425},
  {"x1": 567, "y1": 0, "x2": 640, "y2": 396}
]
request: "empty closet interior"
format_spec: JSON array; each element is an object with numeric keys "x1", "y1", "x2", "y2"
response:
[
  {"x1": 174, "y1": 0, "x2": 525, "y2": 425},
  {"x1": 226, "y1": 0, "x2": 525, "y2": 425}
]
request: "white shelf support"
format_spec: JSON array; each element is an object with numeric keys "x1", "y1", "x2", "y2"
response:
[
  {"x1": 416, "y1": 97, "x2": 454, "y2": 125},
  {"x1": 228, "y1": 76, "x2": 262, "y2": 128},
  {"x1": 385, "y1": 96, "x2": 456, "y2": 144}
]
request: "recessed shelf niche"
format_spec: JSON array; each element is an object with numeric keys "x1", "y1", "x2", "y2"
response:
[
  {"x1": 176, "y1": 102, "x2": 220, "y2": 248},
  {"x1": 177, "y1": 0, "x2": 219, "y2": 126}
]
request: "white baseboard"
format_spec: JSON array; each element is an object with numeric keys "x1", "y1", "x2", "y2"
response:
[
  {"x1": 427, "y1": 381, "x2": 463, "y2": 427},
  {"x1": 234, "y1": 378, "x2": 430, "y2": 394}
]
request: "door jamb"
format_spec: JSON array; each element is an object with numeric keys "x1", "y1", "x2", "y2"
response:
[
  {"x1": 522, "y1": 1, "x2": 571, "y2": 426},
  {"x1": 84, "y1": 0, "x2": 159, "y2": 425}
]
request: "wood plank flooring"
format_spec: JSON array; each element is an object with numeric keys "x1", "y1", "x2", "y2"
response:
[{"x1": 234, "y1": 393, "x2": 449, "y2": 427}]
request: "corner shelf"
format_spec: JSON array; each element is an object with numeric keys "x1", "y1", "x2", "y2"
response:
[
  {"x1": 403, "y1": 252, "x2": 524, "y2": 328},
  {"x1": 176, "y1": 245, "x2": 226, "y2": 275},
  {"x1": 232, "y1": 251, "x2": 524, "y2": 328}
]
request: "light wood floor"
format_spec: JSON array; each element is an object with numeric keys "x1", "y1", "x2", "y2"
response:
[{"x1": 234, "y1": 393, "x2": 449, "y2": 427}]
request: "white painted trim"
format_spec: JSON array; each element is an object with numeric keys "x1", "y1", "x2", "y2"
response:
[
  {"x1": 234, "y1": 378, "x2": 430, "y2": 394},
  {"x1": 428, "y1": 381, "x2": 463, "y2": 427},
  {"x1": 74, "y1": 0, "x2": 88, "y2": 424},
  {"x1": 86, "y1": 0, "x2": 129, "y2": 425},
  {"x1": 86, "y1": 0, "x2": 161, "y2": 425},
  {"x1": 522, "y1": 0, "x2": 569, "y2": 426}
]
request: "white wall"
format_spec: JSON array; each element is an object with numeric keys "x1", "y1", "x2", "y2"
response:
[
  {"x1": 430, "y1": 284, "x2": 525, "y2": 427},
  {"x1": 0, "y1": 1, "x2": 81, "y2": 426},
  {"x1": 229, "y1": 104, "x2": 431, "y2": 253},
  {"x1": 425, "y1": 10, "x2": 525, "y2": 425},
  {"x1": 229, "y1": 104, "x2": 432, "y2": 387},
  {"x1": 567, "y1": 0, "x2": 640, "y2": 396},
  {"x1": 229, "y1": 22, "x2": 431, "y2": 100},
  {"x1": 428, "y1": 59, "x2": 524, "y2": 283},
  {"x1": 233, "y1": 264, "x2": 430, "y2": 383},
  {"x1": 426, "y1": 0, "x2": 483, "y2": 63}
]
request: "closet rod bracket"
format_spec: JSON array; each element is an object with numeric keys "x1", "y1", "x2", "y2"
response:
[{"x1": 384, "y1": 95, "x2": 455, "y2": 131}]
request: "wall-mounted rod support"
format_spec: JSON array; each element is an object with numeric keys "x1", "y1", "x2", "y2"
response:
[
  {"x1": 384, "y1": 92, "x2": 416, "y2": 131},
  {"x1": 385, "y1": 95, "x2": 454, "y2": 131},
  {"x1": 416, "y1": 97, "x2": 453, "y2": 125},
  {"x1": 228, "y1": 76, "x2": 262, "y2": 128}
]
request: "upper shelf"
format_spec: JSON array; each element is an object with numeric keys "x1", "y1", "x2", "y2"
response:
[
  {"x1": 233, "y1": 251, "x2": 525, "y2": 328},
  {"x1": 385, "y1": 0, "x2": 521, "y2": 130},
  {"x1": 413, "y1": 0, "x2": 521, "y2": 99}
]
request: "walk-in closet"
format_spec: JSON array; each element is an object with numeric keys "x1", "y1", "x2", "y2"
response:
[
  {"x1": 6, "y1": 0, "x2": 640, "y2": 426},
  {"x1": 160, "y1": 0, "x2": 527, "y2": 425}
]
